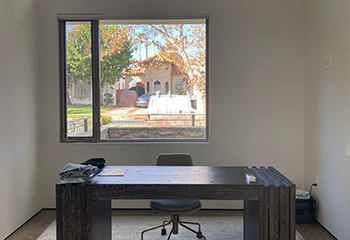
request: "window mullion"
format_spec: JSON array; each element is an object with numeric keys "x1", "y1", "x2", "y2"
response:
[
  {"x1": 92, "y1": 20, "x2": 100, "y2": 141},
  {"x1": 59, "y1": 20, "x2": 68, "y2": 142}
]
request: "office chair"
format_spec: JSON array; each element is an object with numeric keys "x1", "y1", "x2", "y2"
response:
[{"x1": 141, "y1": 153, "x2": 206, "y2": 240}]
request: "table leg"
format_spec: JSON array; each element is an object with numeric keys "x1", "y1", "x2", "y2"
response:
[
  {"x1": 269, "y1": 185, "x2": 280, "y2": 240},
  {"x1": 244, "y1": 200, "x2": 259, "y2": 240},
  {"x1": 279, "y1": 184, "x2": 296, "y2": 240},
  {"x1": 92, "y1": 199, "x2": 112, "y2": 239},
  {"x1": 56, "y1": 184, "x2": 93, "y2": 240},
  {"x1": 56, "y1": 184, "x2": 112, "y2": 240},
  {"x1": 266, "y1": 167, "x2": 296, "y2": 240},
  {"x1": 244, "y1": 185, "x2": 269, "y2": 240},
  {"x1": 289, "y1": 184, "x2": 296, "y2": 240}
]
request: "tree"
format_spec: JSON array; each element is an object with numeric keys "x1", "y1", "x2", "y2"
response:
[
  {"x1": 132, "y1": 24, "x2": 206, "y2": 104},
  {"x1": 66, "y1": 25, "x2": 92, "y2": 105},
  {"x1": 99, "y1": 25, "x2": 133, "y2": 105},
  {"x1": 66, "y1": 24, "x2": 133, "y2": 105}
]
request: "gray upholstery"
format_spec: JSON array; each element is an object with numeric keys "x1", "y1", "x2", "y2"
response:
[
  {"x1": 156, "y1": 153, "x2": 194, "y2": 166},
  {"x1": 150, "y1": 200, "x2": 201, "y2": 215},
  {"x1": 150, "y1": 153, "x2": 202, "y2": 215}
]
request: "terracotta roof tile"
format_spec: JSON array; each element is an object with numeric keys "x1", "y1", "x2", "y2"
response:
[
  {"x1": 123, "y1": 68, "x2": 145, "y2": 75},
  {"x1": 124, "y1": 54, "x2": 185, "y2": 76},
  {"x1": 171, "y1": 65, "x2": 183, "y2": 74}
]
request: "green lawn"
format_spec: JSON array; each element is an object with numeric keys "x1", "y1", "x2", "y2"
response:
[
  {"x1": 68, "y1": 114, "x2": 92, "y2": 119},
  {"x1": 67, "y1": 106, "x2": 114, "y2": 119},
  {"x1": 67, "y1": 106, "x2": 114, "y2": 114}
]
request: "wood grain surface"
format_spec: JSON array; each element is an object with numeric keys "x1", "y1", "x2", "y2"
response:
[{"x1": 56, "y1": 166, "x2": 296, "y2": 240}]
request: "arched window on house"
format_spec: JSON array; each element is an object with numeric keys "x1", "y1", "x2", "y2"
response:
[
  {"x1": 153, "y1": 80, "x2": 161, "y2": 93},
  {"x1": 146, "y1": 82, "x2": 150, "y2": 93},
  {"x1": 165, "y1": 82, "x2": 169, "y2": 93}
]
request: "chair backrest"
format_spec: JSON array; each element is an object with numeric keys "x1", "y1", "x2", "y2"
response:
[{"x1": 156, "y1": 153, "x2": 193, "y2": 166}]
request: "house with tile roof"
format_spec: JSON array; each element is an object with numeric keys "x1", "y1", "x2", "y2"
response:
[
  {"x1": 123, "y1": 54, "x2": 192, "y2": 95},
  {"x1": 68, "y1": 54, "x2": 193, "y2": 106}
]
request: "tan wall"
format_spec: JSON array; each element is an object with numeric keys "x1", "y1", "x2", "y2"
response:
[
  {"x1": 124, "y1": 75, "x2": 132, "y2": 89},
  {"x1": 124, "y1": 75, "x2": 145, "y2": 90},
  {"x1": 145, "y1": 63, "x2": 172, "y2": 93},
  {"x1": 128, "y1": 69, "x2": 189, "y2": 95}
]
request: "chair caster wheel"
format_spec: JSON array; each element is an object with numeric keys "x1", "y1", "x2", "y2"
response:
[
  {"x1": 161, "y1": 228, "x2": 167, "y2": 235},
  {"x1": 197, "y1": 231, "x2": 203, "y2": 238}
]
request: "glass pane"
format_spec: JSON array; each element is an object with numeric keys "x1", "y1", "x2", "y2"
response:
[
  {"x1": 65, "y1": 22, "x2": 93, "y2": 137},
  {"x1": 165, "y1": 82, "x2": 169, "y2": 93},
  {"x1": 99, "y1": 20, "x2": 206, "y2": 141},
  {"x1": 154, "y1": 81, "x2": 161, "y2": 93}
]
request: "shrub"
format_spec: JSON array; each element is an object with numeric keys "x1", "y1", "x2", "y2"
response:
[
  {"x1": 104, "y1": 93, "x2": 114, "y2": 105},
  {"x1": 102, "y1": 115, "x2": 112, "y2": 125}
]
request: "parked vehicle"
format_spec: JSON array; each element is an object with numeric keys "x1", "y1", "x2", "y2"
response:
[
  {"x1": 136, "y1": 94, "x2": 152, "y2": 108},
  {"x1": 147, "y1": 94, "x2": 197, "y2": 116}
]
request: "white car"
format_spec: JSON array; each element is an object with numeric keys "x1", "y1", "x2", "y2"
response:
[{"x1": 147, "y1": 94, "x2": 197, "y2": 116}]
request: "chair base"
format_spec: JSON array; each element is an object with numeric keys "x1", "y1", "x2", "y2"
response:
[{"x1": 141, "y1": 215, "x2": 206, "y2": 240}]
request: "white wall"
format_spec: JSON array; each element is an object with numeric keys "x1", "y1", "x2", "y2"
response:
[
  {"x1": 305, "y1": 0, "x2": 350, "y2": 239},
  {"x1": 37, "y1": 0, "x2": 305, "y2": 209},
  {"x1": 0, "y1": 0, "x2": 41, "y2": 239}
]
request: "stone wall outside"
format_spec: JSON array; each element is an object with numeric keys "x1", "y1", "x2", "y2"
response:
[{"x1": 107, "y1": 126, "x2": 206, "y2": 139}]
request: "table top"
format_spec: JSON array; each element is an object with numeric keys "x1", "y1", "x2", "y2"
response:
[
  {"x1": 90, "y1": 166, "x2": 257, "y2": 186},
  {"x1": 57, "y1": 166, "x2": 294, "y2": 200}
]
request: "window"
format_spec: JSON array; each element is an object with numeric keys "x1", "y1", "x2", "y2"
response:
[
  {"x1": 174, "y1": 78, "x2": 185, "y2": 95},
  {"x1": 165, "y1": 82, "x2": 169, "y2": 93},
  {"x1": 146, "y1": 82, "x2": 150, "y2": 93},
  {"x1": 59, "y1": 16, "x2": 208, "y2": 142},
  {"x1": 74, "y1": 80, "x2": 91, "y2": 99},
  {"x1": 153, "y1": 80, "x2": 162, "y2": 93}
]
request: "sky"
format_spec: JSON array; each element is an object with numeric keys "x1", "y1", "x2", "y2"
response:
[
  {"x1": 66, "y1": 23, "x2": 205, "y2": 62},
  {"x1": 66, "y1": 24, "x2": 160, "y2": 61},
  {"x1": 132, "y1": 39, "x2": 159, "y2": 61}
]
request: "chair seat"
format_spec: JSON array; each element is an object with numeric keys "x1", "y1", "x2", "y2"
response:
[{"x1": 150, "y1": 200, "x2": 201, "y2": 215}]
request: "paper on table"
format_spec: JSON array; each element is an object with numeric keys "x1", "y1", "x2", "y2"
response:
[
  {"x1": 99, "y1": 169, "x2": 127, "y2": 176},
  {"x1": 245, "y1": 173, "x2": 256, "y2": 183}
]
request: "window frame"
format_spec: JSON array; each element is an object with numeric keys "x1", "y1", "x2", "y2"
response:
[
  {"x1": 153, "y1": 80, "x2": 162, "y2": 93},
  {"x1": 146, "y1": 82, "x2": 150, "y2": 93},
  {"x1": 165, "y1": 81, "x2": 170, "y2": 93},
  {"x1": 173, "y1": 78, "x2": 185, "y2": 94},
  {"x1": 59, "y1": 15, "x2": 209, "y2": 143}
]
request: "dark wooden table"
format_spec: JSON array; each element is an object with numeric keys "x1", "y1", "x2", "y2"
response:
[{"x1": 56, "y1": 166, "x2": 295, "y2": 240}]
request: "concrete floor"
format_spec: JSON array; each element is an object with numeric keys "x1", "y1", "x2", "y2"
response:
[{"x1": 5, "y1": 209, "x2": 337, "y2": 240}]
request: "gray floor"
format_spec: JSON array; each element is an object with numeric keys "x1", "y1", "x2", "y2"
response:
[{"x1": 6, "y1": 210, "x2": 337, "y2": 240}]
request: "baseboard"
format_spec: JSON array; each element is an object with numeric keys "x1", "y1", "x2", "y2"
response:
[
  {"x1": 312, "y1": 217, "x2": 338, "y2": 240},
  {"x1": 42, "y1": 208, "x2": 56, "y2": 211}
]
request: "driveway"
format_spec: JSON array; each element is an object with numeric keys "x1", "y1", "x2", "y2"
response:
[{"x1": 104, "y1": 107, "x2": 148, "y2": 121}]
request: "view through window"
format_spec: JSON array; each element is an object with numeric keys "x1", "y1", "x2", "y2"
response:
[{"x1": 63, "y1": 18, "x2": 207, "y2": 141}]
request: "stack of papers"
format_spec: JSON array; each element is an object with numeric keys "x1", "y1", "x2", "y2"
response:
[
  {"x1": 99, "y1": 169, "x2": 127, "y2": 177},
  {"x1": 246, "y1": 173, "x2": 256, "y2": 183}
]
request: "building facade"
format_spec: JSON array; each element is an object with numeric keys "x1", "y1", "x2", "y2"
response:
[{"x1": 124, "y1": 54, "x2": 191, "y2": 95}]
